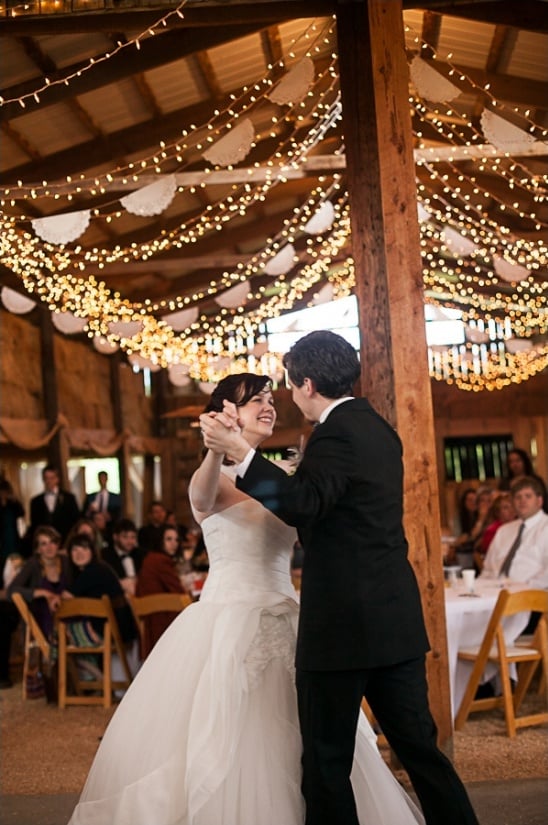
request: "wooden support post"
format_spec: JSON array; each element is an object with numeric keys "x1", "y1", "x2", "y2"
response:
[
  {"x1": 110, "y1": 353, "x2": 132, "y2": 520},
  {"x1": 336, "y1": 0, "x2": 452, "y2": 747},
  {"x1": 38, "y1": 308, "x2": 69, "y2": 487}
]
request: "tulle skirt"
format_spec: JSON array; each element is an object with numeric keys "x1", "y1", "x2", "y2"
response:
[{"x1": 68, "y1": 598, "x2": 423, "y2": 825}]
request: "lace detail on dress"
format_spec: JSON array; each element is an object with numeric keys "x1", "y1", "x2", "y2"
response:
[{"x1": 245, "y1": 611, "x2": 295, "y2": 691}]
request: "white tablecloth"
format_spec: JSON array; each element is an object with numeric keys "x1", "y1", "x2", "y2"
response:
[{"x1": 444, "y1": 581, "x2": 532, "y2": 720}]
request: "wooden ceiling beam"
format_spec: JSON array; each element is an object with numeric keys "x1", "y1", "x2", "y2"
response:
[
  {"x1": 415, "y1": 1, "x2": 548, "y2": 33},
  {"x1": 0, "y1": 2, "x2": 334, "y2": 36},
  {"x1": 0, "y1": 22, "x2": 271, "y2": 123}
]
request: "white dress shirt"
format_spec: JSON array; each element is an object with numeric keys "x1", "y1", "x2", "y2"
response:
[
  {"x1": 116, "y1": 549, "x2": 136, "y2": 579},
  {"x1": 44, "y1": 488, "x2": 59, "y2": 513},
  {"x1": 480, "y1": 510, "x2": 548, "y2": 588}
]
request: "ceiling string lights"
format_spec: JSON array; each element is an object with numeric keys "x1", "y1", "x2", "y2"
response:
[
  {"x1": 1, "y1": 15, "x2": 546, "y2": 390},
  {"x1": 0, "y1": 1, "x2": 190, "y2": 110}
]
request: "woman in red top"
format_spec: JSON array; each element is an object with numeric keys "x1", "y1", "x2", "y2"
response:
[{"x1": 136, "y1": 524, "x2": 187, "y2": 657}]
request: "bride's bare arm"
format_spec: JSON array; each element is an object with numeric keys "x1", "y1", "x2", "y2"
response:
[{"x1": 189, "y1": 448, "x2": 225, "y2": 515}]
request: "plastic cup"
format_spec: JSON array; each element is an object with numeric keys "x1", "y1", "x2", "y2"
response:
[{"x1": 462, "y1": 569, "x2": 476, "y2": 593}]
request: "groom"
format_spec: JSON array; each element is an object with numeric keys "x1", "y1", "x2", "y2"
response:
[{"x1": 200, "y1": 330, "x2": 479, "y2": 825}]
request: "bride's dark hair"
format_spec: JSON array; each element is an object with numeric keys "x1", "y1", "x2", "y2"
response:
[{"x1": 204, "y1": 373, "x2": 272, "y2": 414}]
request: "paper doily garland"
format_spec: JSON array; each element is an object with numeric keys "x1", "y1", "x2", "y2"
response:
[
  {"x1": 480, "y1": 110, "x2": 537, "y2": 153},
  {"x1": 32, "y1": 209, "x2": 91, "y2": 244},
  {"x1": 409, "y1": 56, "x2": 462, "y2": 103},
  {"x1": 202, "y1": 119, "x2": 255, "y2": 168},
  {"x1": 161, "y1": 306, "x2": 199, "y2": 332},
  {"x1": 120, "y1": 174, "x2": 177, "y2": 217},
  {"x1": 493, "y1": 256, "x2": 530, "y2": 283},
  {"x1": 264, "y1": 244, "x2": 296, "y2": 276},
  {"x1": 51, "y1": 310, "x2": 88, "y2": 335},
  {"x1": 214, "y1": 280, "x2": 250, "y2": 309},
  {"x1": 442, "y1": 227, "x2": 478, "y2": 257},
  {"x1": 269, "y1": 57, "x2": 315, "y2": 105},
  {"x1": 1, "y1": 286, "x2": 36, "y2": 314},
  {"x1": 304, "y1": 201, "x2": 335, "y2": 235}
]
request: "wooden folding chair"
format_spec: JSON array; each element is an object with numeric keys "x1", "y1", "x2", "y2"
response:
[
  {"x1": 455, "y1": 589, "x2": 548, "y2": 737},
  {"x1": 11, "y1": 593, "x2": 52, "y2": 700},
  {"x1": 128, "y1": 592, "x2": 192, "y2": 647},
  {"x1": 55, "y1": 595, "x2": 133, "y2": 709}
]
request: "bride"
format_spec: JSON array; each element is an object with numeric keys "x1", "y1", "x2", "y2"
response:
[{"x1": 67, "y1": 373, "x2": 423, "y2": 825}]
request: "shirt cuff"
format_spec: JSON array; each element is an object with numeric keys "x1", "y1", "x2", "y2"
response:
[{"x1": 233, "y1": 448, "x2": 255, "y2": 477}]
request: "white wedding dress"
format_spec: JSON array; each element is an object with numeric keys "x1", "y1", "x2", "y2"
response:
[{"x1": 68, "y1": 493, "x2": 424, "y2": 825}]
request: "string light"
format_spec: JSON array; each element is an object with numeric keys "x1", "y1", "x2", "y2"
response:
[
  {"x1": 1, "y1": 12, "x2": 546, "y2": 391},
  {"x1": 0, "y1": 2, "x2": 191, "y2": 110}
]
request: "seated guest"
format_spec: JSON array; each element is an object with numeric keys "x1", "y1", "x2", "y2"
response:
[
  {"x1": 65, "y1": 517, "x2": 105, "y2": 559},
  {"x1": 138, "y1": 501, "x2": 167, "y2": 553},
  {"x1": 473, "y1": 492, "x2": 516, "y2": 572},
  {"x1": 65, "y1": 533, "x2": 138, "y2": 678},
  {"x1": 481, "y1": 477, "x2": 548, "y2": 588},
  {"x1": 7, "y1": 526, "x2": 71, "y2": 642},
  {"x1": 103, "y1": 519, "x2": 144, "y2": 598},
  {"x1": 454, "y1": 487, "x2": 493, "y2": 569},
  {"x1": 499, "y1": 448, "x2": 548, "y2": 513},
  {"x1": 136, "y1": 524, "x2": 188, "y2": 658}
]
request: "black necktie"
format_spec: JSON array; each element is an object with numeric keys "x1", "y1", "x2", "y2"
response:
[{"x1": 499, "y1": 522, "x2": 525, "y2": 577}]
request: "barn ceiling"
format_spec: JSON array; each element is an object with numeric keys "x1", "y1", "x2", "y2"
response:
[{"x1": 1, "y1": 0, "x2": 547, "y2": 387}]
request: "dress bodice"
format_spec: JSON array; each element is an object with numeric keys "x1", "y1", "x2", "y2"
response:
[{"x1": 199, "y1": 498, "x2": 297, "y2": 605}]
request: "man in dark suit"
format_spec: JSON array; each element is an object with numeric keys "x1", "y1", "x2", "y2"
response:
[
  {"x1": 84, "y1": 471, "x2": 122, "y2": 530},
  {"x1": 102, "y1": 518, "x2": 144, "y2": 597},
  {"x1": 200, "y1": 330, "x2": 478, "y2": 825},
  {"x1": 29, "y1": 464, "x2": 80, "y2": 545}
]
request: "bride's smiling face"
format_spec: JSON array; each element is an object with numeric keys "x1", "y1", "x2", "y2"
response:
[{"x1": 237, "y1": 388, "x2": 276, "y2": 447}]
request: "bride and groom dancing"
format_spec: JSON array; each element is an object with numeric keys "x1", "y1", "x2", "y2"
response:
[{"x1": 68, "y1": 330, "x2": 479, "y2": 825}]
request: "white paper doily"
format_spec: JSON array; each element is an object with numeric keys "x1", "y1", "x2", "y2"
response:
[
  {"x1": 304, "y1": 201, "x2": 335, "y2": 235},
  {"x1": 108, "y1": 319, "x2": 143, "y2": 338},
  {"x1": 442, "y1": 227, "x2": 477, "y2": 257},
  {"x1": 264, "y1": 244, "x2": 296, "y2": 276},
  {"x1": 311, "y1": 282, "x2": 334, "y2": 305},
  {"x1": 269, "y1": 57, "x2": 315, "y2": 105},
  {"x1": 493, "y1": 256, "x2": 530, "y2": 283},
  {"x1": 120, "y1": 174, "x2": 177, "y2": 217},
  {"x1": 409, "y1": 56, "x2": 461, "y2": 103},
  {"x1": 1, "y1": 286, "x2": 36, "y2": 314},
  {"x1": 505, "y1": 338, "x2": 533, "y2": 354},
  {"x1": 202, "y1": 119, "x2": 255, "y2": 167},
  {"x1": 32, "y1": 209, "x2": 91, "y2": 244},
  {"x1": 168, "y1": 364, "x2": 192, "y2": 387},
  {"x1": 51, "y1": 310, "x2": 88, "y2": 334},
  {"x1": 93, "y1": 336, "x2": 119, "y2": 355},
  {"x1": 480, "y1": 110, "x2": 537, "y2": 153},
  {"x1": 214, "y1": 280, "x2": 250, "y2": 308},
  {"x1": 161, "y1": 306, "x2": 199, "y2": 331},
  {"x1": 464, "y1": 325, "x2": 489, "y2": 344}
]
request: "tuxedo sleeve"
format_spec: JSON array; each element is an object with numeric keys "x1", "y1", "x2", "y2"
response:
[{"x1": 237, "y1": 426, "x2": 354, "y2": 527}]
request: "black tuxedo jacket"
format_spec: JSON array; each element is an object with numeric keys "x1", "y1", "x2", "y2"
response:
[
  {"x1": 238, "y1": 398, "x2": 429, "y2": 671},
  {"x1": 29, "y1": 489, "x2": 81, "y2": 543},
  {"x1": 102, "y1": 544, "x2": 144, "y2": 580}
]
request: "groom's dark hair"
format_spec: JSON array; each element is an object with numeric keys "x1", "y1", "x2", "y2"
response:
[{"x1": 283, "y1": 330, "x2": 360, "y2": 398}]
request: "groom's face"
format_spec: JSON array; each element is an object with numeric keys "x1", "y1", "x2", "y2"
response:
[{"x1": 287, "y1": 378, "x2": 316, "y2": 423}]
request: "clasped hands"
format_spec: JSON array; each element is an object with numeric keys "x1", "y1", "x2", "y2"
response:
[{"x1": 199, "y1": 401, "x2": 249, "y2": 462}]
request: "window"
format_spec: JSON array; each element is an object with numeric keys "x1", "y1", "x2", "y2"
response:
[{"x1": 443, "y1": 435, "x2": 513, "y2": 483}]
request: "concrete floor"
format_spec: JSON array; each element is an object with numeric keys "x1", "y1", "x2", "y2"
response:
[{"x1": 1, "y1": 778, "x2": 547, "y2": 825}]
